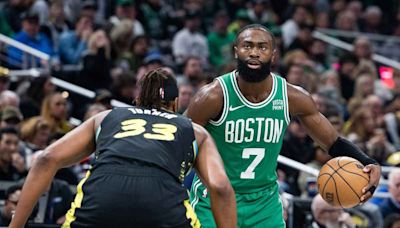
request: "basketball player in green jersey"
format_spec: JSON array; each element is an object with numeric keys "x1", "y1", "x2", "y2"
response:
[{"x1": 187, "y1": 24, "x2": 382, "y2": 227}]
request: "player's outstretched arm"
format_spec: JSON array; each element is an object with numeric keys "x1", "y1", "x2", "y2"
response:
[
  {"x1": 287, "y1": 84, "x2": 381, "y2": 203},
  {"x1": 193, "y1": 123, "x2": 237, "y2": 228},
  {"x1": 186, "y1": 80, "x2": 223, "y2": 126},
  {"x1": 9, "y1": 111, "x2": 110, "y2": 228}
]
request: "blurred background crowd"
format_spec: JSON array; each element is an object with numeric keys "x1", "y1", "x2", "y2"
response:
[{"x1": 0, "y1": 0, "x2": 400, "y2": 227}]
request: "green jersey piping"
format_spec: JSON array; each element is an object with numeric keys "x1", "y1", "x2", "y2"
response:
[
  {"x1": 231, "y1": 71, "x2": 277, "y2": 109},
  {"x1": 209, "y1": 77, "x2": 229, "y2": 126}
]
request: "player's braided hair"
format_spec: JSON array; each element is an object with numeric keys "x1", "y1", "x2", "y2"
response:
[{"x1": 137, "y1": 68, "x2": 178, "y2": 110}]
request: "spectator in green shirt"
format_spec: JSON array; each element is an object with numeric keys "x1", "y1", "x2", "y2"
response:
[
  {"x1": 0, "y1": 12, "x2": 13, "y2": 37},
  {"x1": 207, "y1": 11, "x2": 235, "y2": 68}
]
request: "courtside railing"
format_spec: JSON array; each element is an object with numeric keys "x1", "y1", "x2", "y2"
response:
[{"x1": 312, "y1": 30, "x2": 400, "y2": 70}]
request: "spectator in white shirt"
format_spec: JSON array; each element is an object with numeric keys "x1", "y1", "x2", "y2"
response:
[{"x1": 172, "y1": 10, "x2": 209, "y2": 67}]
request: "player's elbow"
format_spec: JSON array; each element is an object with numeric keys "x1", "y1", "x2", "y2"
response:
[
  {"x1": 32, "y1": 149, "x2": 60, "y2": 170},
  {"x1": 208, "y1": 179, "x2": 234, "y2": 198}
]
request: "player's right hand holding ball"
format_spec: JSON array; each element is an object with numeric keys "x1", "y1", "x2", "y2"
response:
[{"x1": 361, "y1": 163, "x2": 381, "y2": 203}]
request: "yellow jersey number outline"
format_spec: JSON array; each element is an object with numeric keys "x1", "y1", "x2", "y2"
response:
[{"x1": 114, "y1": 119, "x2": 177, "y2": 141}]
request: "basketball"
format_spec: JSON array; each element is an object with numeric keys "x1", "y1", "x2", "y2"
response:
[{"x1": 317, "y1": 156, "x2": 370, "y2": 208}]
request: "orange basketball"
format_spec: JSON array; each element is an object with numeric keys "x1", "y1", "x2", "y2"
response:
[{"x1": 317, "y1": 156, "x2": 370, "y2": 208}]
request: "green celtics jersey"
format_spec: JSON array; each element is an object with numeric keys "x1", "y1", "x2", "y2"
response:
[{"x1": 206, "y1": 71, "x2": 290, "y2": 193}]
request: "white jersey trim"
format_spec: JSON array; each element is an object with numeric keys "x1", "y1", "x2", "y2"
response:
[
  {"x1": 282, "y1": 78, "x2": 291, "y2": 125},
  {"x1": 209, "y1": 77, "x2": 229, "y2": 126},
  {"x1": 230, "y1": 71, "x2": 277, "y2": 109},
  {"x1": 190, "y1": 179, "x2": 202, "y2": 211}
]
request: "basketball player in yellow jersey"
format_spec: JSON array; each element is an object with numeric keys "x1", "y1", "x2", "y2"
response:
[{"x1": 187, "y1": 24, "x2": 381, "y2": 227}]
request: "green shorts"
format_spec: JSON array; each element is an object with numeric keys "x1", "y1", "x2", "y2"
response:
[{"x1": 190, "y1": 178, "x2": 285, "y2": 228}]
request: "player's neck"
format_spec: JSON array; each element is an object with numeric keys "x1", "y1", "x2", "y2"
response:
[{"x1": 236, "y1": 73, "x2": 273, "y2": 103}]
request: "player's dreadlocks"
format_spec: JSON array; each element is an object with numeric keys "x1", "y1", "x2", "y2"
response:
[{"x1": 137, "y1": 68, "x2": 179, "y2": 110}]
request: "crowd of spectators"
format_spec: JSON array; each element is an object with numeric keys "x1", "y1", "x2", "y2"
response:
[{"x1": 1, "y1": 0, "x2": 400, "y2": 226}]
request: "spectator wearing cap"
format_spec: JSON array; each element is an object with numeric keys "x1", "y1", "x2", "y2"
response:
[
  {"x1": 80, "y1": 0, "x2": 98, "y2": 22},
  {"x1": 7, "y1": 10, "x2": 53, "y2": 68},
  {"x1": 172, "y1": 10, "x2": 209, "y2": 67},
  {"x1": 207, "y1": 10, "x2": 235, "y2": 68},
  {"x1": 59, "y1": 14, "x2": 93, "y2": 64},
  {"x1": 136, "y1": 50, "x2": 165, "y2": 82},
  {"x1": 0, "y1": 106, "x2": 23, "y2": 129},
  {"x1": 109, "y1": 0, "x2": 145, "y2": 37}
]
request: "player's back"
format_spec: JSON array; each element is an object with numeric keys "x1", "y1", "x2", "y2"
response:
[
  {"x1": 65, "y1": 107, "x2": 199, "y2": 227},
  {"x1": 94, "y1": 106, "x2": 196, "y2": 183}
]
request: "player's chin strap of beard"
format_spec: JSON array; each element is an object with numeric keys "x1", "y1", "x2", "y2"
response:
[
  {"x1": 159, "y1": 77, "x2": 179, "y2": 103},
  {"x1": 329, "y1": 137, "x2": 379, "y2": 195}
]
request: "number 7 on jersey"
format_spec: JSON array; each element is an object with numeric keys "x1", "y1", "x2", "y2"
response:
[{"x1": 240, "y1": 148, "x2": 265, "y2": 179}]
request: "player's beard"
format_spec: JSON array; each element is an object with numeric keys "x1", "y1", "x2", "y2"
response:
[{"x1": 237, "y1": 57, "x2": 271, "y2": 83}]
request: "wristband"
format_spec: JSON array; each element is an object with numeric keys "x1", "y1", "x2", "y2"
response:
[{"x1": 328, "y1": 137, "x2": 377, "y2": 166}]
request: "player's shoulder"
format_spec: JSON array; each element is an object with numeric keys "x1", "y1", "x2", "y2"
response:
[
  {"x1": 187, "y1": 79, "x2": 225, "y2": 123},
  {"x1": 286, "y1": 83, "x2": 316, "y2": 115},
  {"x1": 194, "y1": 79, "x2": 223, "y2": 104},
  {"x1": 286, "y1": 83, "x2": 312, "y2": 101}
]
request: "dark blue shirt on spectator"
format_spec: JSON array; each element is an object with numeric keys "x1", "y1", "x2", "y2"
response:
[{"x1": 379, "y1": 197, "x2": 400, "y2": 218}]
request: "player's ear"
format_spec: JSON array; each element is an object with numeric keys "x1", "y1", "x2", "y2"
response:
[
  {"x1": 234, "y1": 46, "x2": 238, "y2": 59},
  {"x1": 271, "y1": 49, "x2": 277, "y2": 65}
]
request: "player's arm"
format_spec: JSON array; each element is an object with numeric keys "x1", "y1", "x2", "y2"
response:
[
  {"x1": 287, "y1": 84, "x2": 381, "y2": 202},
  {"x1": 186, "y1": 80, "x2": 224, "y2": 126},
  {"x1": 9, "y1": 111, "x2": 110, "y2": 228},
  {"x1": 193, "y1": 122, "x2": 237, "y2": 228}
]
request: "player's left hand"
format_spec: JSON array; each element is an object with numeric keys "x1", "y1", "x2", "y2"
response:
[{"x1": 360, "y1": 163, "x2": 381, "y2": 203}]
